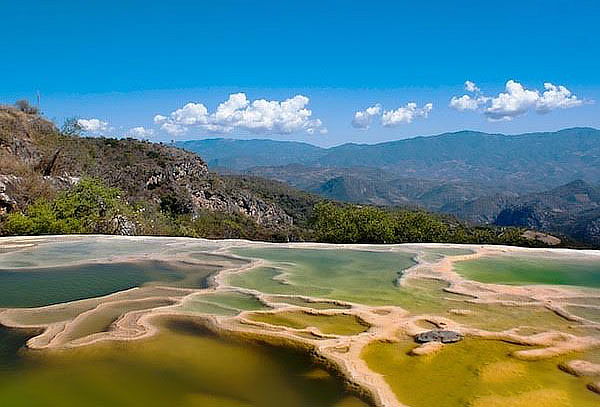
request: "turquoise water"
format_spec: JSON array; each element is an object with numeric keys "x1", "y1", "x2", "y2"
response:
[
  {"x1": 0, "y1": 327, "x2": 34, "y2": 372},
  {"x1": 454, "y1": 254, "x2": 600, "y2": 288},
  {"x1": 0, "y1": 260, "x2": 211, "y2": 308}
]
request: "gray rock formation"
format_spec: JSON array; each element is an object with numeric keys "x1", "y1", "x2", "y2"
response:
[{"x1": 414, "y1": 330, "x2": 463, "y2": 344}]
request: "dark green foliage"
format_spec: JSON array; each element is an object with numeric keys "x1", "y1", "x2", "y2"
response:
[
  {"x1": 311, "y1": 202, "x2": 542, "y2": 246},
  {"x1": 160, "y1": 193, "x2": 192, "y2": 216},
  {"x1": 1, "y1": 178, "x2": 132, "y2": 235}
]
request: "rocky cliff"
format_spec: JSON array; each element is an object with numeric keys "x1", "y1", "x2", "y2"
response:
[{"x1": 0, "y1": 106, "x2": 295, "y2": 231}]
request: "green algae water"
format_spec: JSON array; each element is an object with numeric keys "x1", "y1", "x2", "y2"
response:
[
  {"x1": 247, "y1": 311, "x2": 369, "y2": 335},
  {"x1": 0, "y1": 319, "x2": 368, "y2": 407},
  {"x1": 454, "y1": 254, "x2": 600, "y2": 287},
  {"x1": 229, "y1": 248, "x2": 420, "y2": 306},
  {"x1": 362, "y1": 338, "x2": 599, "y2": 407},
  {"x1": 0, "y1": 260, "x2": 215, "y2": 308},
  {"x1": 229, "y1": 247, "x2": 476, "y2": 314}
]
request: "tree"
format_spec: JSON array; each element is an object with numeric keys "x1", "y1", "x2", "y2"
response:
[
  {"x1": 14, "y1": 99, "x2": 39, "y2": 115},
  {"x1": 61, "y1": 117, "x2": 84, "y2": 136}
]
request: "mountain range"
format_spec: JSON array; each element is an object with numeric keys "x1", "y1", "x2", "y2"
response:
[{"x1": 179, "y1": 128, "x2": 600, "y2": 245}]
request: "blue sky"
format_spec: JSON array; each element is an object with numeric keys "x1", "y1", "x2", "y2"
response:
[{"x1": 2, "y1": 0, "x2": 599, "y2": 146}]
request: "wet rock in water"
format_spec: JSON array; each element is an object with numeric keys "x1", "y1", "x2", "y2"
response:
[
  {"x1": 587, "y1": 382, "x2": 600, "y2": 395},
  {"x1": 414, "y1": 330, "x2": 462, "y2": 344}
]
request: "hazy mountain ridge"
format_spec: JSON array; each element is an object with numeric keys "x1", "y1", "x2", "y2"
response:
[
  {"x1": 179, "y1": 129, "x2": 600, "y2": 244},
  {"x1": 179, "y1": 128, "x2": 600, "y2": 192}
]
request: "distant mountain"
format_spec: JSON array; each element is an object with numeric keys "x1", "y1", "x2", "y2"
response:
[
  {"x1": 236, "y1": 164, "x2": 499, "y2": 210},
  {"x1": 177, "y1": 138, "x2": 325, "y2": 169},
  {"x1": 178, "y1": 128, "x2": 600, "y2": 192},
  {"x1": 493, "y1": 180, "x2": 600, "y2": 245},
  {"x1": 178, "y1": 129, "x2": 600, "y2": 245}
]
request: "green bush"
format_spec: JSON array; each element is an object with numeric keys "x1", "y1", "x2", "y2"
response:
[
  {"x1": 311, "y1": 201, "x2": 539, "y2": 246},
  {"x1": 1, "y1": 178, "x2": 134, "y2": 235}
]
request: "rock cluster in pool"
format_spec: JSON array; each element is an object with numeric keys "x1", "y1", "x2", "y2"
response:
[{"x1": 414, "y1": 330, "x2": 463, "y2": 344}]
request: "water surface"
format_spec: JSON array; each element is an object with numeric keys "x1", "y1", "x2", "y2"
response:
[
  {"x1": 0, "y1": 260, "x2": 214, "y2": 308},
  {"x1": 454, "y1": 254, "x2": 600, "y2": 288},
  {"x1": 0, "y1": 318, "x2": 368, "y2": 407}
]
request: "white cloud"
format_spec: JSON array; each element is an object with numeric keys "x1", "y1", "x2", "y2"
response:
[
  {"x1": 127, "y1": 126, "x2": 155, "y2": 139},
  {"x1": 170, "y1": 103, "x2": 209, "y2": 125},
  {"x1": 153, "y1": 114, "x2": 167, "y2": 124},
  {"x1": 77, "y1": 118, "x2": 109, "y2": 133},
  {"x1": 484, "y1": 80, "x2": 540, "y2": 121},
  {"x1": 160, "y1": 122, "x2": 187, "y2": 137},
  {"x1": 536, "y1": 82, "x2": 583, "y2": 113},
  {"x1": 465, "y1": 80, "x2": 480, "y2": 93},
  {"x1": 155, "y1": 93, "x2": 324, "y2": 137},
  {"x1": 350, "y1": 102, "x2": 433, "y2": 128},
  {"x1": 352, "y1": 104, "x2": 382, "y2": 129},
  {"x1": 450, "y1": 80, "x2": 584, "y2": 121},
  {"x1": 449, "y1": 95, "x2": 487, "y2": 111},
  {"x1": 381, "y1": 102, "x2": 433, "y2": 127}
]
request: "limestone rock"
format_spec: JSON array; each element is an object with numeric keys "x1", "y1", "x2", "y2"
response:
[{"x1": 559, "y1": 360, "x2": 600, "y2": 377}]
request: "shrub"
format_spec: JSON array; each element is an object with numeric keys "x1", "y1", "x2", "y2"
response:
[{"x1": 14, "y1": 100, "x2": 39, "y2": 115}]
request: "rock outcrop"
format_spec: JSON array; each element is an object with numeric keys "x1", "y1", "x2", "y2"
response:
[{"x1": 0, "y1": 105, "x2": 296, "y2": 231}]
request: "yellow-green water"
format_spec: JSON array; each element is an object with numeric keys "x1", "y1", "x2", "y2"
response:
[
  {"x1": 247, "y1": 311, "x2": 369, "y2": 336},
  {"x1": 177, "y1": 291, "x2": 270, "y2": 316},
  {"x1": 362, "y1": 338, "x2": 599, "y2": 407},
  {"x1": 0, "y1": 319, "x2": 368, "y2": 407},
  {"x1": 229, "y1": 248, "x2": 440, "y2": 309},
  {"x1": 454, "y1": 254, "x2": 600, "y2": 287}
]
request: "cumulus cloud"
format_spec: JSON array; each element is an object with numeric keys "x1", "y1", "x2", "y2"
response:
[
  {"x1": 536, "y1": 82, "x2": 583, "y2": 113},
  {"x1": 449, "y1": 81, "x2": 489, "y2": 111},
  {"x1": 465, "y1": 80, "x2": 480, "y2": 93},
  {"x1": 352, "y1": 104, "x2": 382, "y2": 129},
  {"x1": 155, "y1": 93, "x2": 325, "y2": 137},
  {"x1": 381, "y1": 103, "x2": 433, "y2": 127},
  {"x1": 77, "y1": 118, "x2": 109, "y2": 133},
  {"x1": 160, "y1": 122, "x2": 187, "y2": 137},
  {"x1": 450, "y1": 80, "x2": 585, "y2": 121},
  {"x1": 484, "y1": 80, "x2": 541, "y2": 121},
  {"x1": 449, "y1": 94, "x2": 487, "y2": 111},
  {"x1": 170, "y1": 102, "x2": 209, "y2": 125},
  {"x1": 127, "y1": 126, "x2": 155, "y2": 139},
  {"x1": 350, "y1": 102, "x2": 433, "y2": 128},
  {"x1": 153, "y1": 114, "x2": 167, "y2": 124}
]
